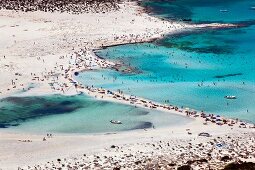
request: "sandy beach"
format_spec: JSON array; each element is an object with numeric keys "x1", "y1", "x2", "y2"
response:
[
  {"x1": 0, "y1": 117, "x2": 254, "y2": 169},
  {"x1": 0, "y1": 0, "x2": 237, "y2": 98},
  {"x1": 0, "y1": 0, "x2": 254, "y2": 169}
]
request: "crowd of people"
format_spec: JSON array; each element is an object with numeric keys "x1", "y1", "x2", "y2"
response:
[
  {"x1": 0, "y1": 0, "x2": 120, "y2": 14},
  {"x1": 58, "y1": 48, "x2": 254, "y2": 130}
]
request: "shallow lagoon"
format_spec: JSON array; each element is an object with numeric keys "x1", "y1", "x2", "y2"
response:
[{"x1": 0, "y1": 95, "x2": 191, "y2": 134}]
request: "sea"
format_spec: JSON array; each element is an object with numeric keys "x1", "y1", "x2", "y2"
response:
[
  {"x1": 77, "y1": 0, "x2": 255, "y2": 122},
  {"x1": 0, "y1": 0, "x2": 254, "y2": 133}
]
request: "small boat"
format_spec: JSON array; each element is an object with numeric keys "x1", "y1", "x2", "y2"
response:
[
  {"x1": 220, "y1": 9, "x2": 228, "y2": 12},
  {"x1": 110, "y1": 120, "x2": 122, "y2": 124},
  {"x1": 224, "y1": 96, "x2": 237, "y2": 99},
  {"x1": 198, "y1": 132, "x2": 211, "y2": 137}
]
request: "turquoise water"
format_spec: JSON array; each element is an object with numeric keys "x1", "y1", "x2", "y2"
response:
[
  {"x1": 77, "y1": 0, "x2": 255, "y2": 123},
  {"x1": 0, "y1": 95, "x2": 191, "y2": 133},
  {"x1": 1, "y1": 0, "x2": 254, "y2": 133}
]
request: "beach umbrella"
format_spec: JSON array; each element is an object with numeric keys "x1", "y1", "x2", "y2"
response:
[
  {"x1": 216, "y1": 118, "x2": 222, "y2": 121},
  {"x1": 74, "y1": 72, "x2": 79, "y2": 76},
  {"x1": 194, "y1": 114, "x2": 200, "y2": 117},
  {"x1": 205, "y1": 118, "x2": 210, "y2": 121},
  {"x1": 216, "y1": 143, "x2": 223, "y2": 148}
]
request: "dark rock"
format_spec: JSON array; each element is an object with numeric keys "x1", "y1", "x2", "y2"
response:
[
  {"x1": 186, "y1": 158, "x2": 207, "y2": 165},
  {"x1": 134, "y1": 160, "x2": 141, "y2": 165},
  {"x1": 111, "y1": 145, "x2": 116, "y2": 148},
  {"x1": 186, "y1": 160, "x2": 194, "y2": 165},
  {"x1": 223, "y1": 162, "x2": 255, "y2": 170},
  {"x1": 0, "y1": 0, "x2": 120, "y2": 14},
  {"x1": 221, "y1": 156, "x2": 232, "y2": 162},
  {"x1": 177, "y1": 165, "x2": 192, "y2": 170},
  {"x1": 168, "y1": 163, "x2": 176, "y2": 166},
  {"x1": 198, "y1": 159, "x2": 208, "y2": 163}
]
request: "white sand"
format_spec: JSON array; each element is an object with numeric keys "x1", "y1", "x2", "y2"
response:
[
  {"x1": 0, "y1": 118, "x2": 254, "y2": 169},
  {"x1": 0, "y1": 1, "x2": 237, "y2": 98},
  {"x1": 0, "y1": 1, "x2": 252, "y2": 169}
]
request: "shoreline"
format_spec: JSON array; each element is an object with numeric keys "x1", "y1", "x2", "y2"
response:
[
  {"x1": 0, "y1": 1, "x2": 240, "y2": 99},
  {"x1": 0, "y1": 0, "x2": 254, "y2": 169},
  {"x1": 1, "y1": 45, "x2": 254, "y2": 169},
  {"x1": 69, "y1": 50, "x2": 254, "y2": 129},
  {"x1": 0, "y1": 116, "x2": 254, "y2": 169}
]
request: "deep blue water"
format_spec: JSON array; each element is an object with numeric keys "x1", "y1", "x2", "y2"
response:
[
  {"x1": 77, "y1": 0, "x2": 255, "y2": 123},
  {"x1": 142, "y1": 0, "x2": 255, "y2": 23}
]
